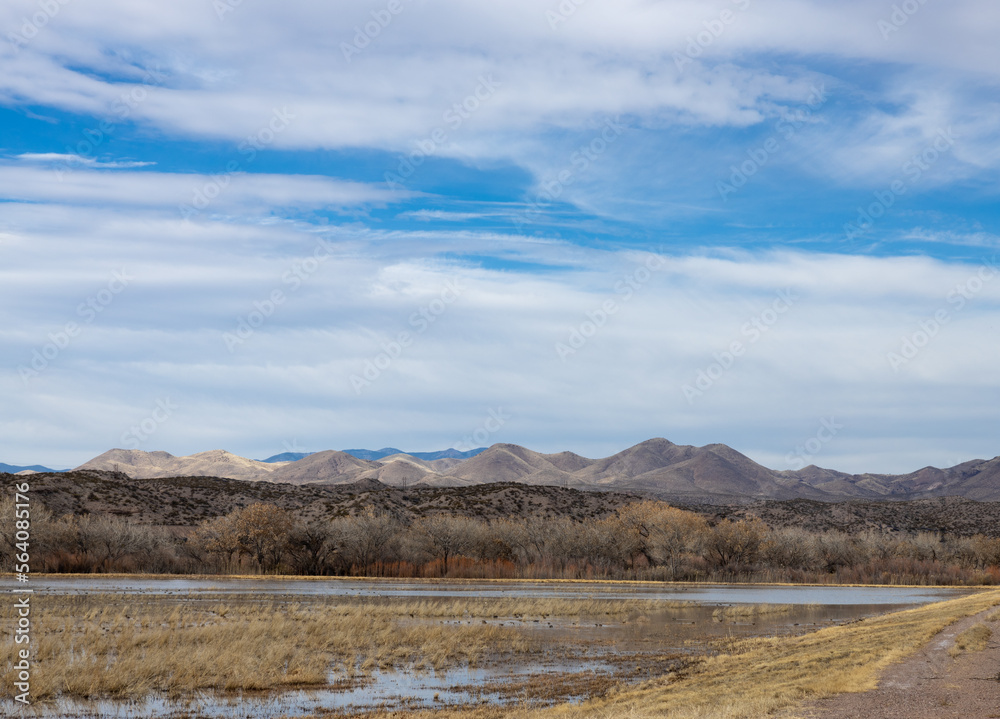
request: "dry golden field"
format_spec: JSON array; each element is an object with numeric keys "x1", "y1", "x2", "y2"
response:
[{"x1": 2, "y1": 584, "x2": 997, "y2": 718}]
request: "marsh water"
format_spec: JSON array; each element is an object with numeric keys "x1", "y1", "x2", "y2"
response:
[
  {"x1": 24, "y1": 578, "x2": 977, "y2": 718},
  {"x1": 31, "y1": 575, "x2": 973, "y2": 604}
]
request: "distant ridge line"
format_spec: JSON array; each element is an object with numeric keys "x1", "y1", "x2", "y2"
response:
[
  {"x1": 258, "y1": 448, "x2": 489, "y2": 463},
  {"x1": 23, "y1": 438, "x2": 1000, "y2": 502}
]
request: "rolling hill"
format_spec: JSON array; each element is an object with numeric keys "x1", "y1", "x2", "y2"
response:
[
  {"x1": 75, "y1": 449, "x2": 285, "y2": 482},
  {"x1": 68, "y1": 439, "x2": 1000, "y2": 502},
  {"x1": 342, "y1": 447, "x2": 488, "y2": 461}
]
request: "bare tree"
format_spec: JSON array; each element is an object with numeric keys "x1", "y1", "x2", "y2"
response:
[
  {"x1": 0, "y1": 497, "x2": 62, "y2": 570},
  {"x1": 761, "y1": 527, "x2": 820, "y2": 571},
  {"x1": 414, "y1": 515, "x2": 477, "y2": 574},
  {"x1": 705, "y1": 518, "x2": 767, "y2": 568},
  {"x1": 234, "y1": 503, "x2": 293, "y2": 572},
  {"x1": 471, "y1": 518, "x2": 527, "y2": 563},
  {"x1": 813, "y1": 531, "x2": 869, "y2": 573},
  {"x1": 191, "y1": 513, "x2": 242, "y2": 571},
  {"x1": 75, "y1": 514, "x2": 156, "y2": 569},
  {"x1": 338, "y1": 509, "x2": 401, "y2": 570},
  {"x1": 616, "y1": 502, "x2": 710, "y2": 576},
  {"x1": 287, "y1": 518, "x2": 337, "y2": 574}
]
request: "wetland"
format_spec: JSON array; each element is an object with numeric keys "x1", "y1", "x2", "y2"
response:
[{"x1": 2, "y1": 577, "x2": 979, "y2": 718}]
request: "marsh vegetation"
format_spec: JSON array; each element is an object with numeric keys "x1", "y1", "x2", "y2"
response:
[
  {"x1": 4, "y1": 495, "x2": 1000, "y2": 586},
  {"x1": 2, "y1": 580, "x2": 990, "y2": 717}
]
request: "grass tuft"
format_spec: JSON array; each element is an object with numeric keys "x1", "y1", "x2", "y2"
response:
[{"x1": 948, "y1": 623, "x2": 992, "y2": 657}]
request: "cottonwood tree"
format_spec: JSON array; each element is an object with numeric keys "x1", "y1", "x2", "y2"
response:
[
  {"x1": 287, "y1": 518, "x2": 337, "y2": 574},
  {"x1": 191, "y1": 513, "x2": 242, "y2": 571},
  {"x1": 522, "y1": 516, "x2": 555, "y2": 565},
  {"x1": 970, "y1": 534, "x2": 1000, "y2": 569},
  {"x1": 761, "y1": 527, "x2": 820, "y2": 571},
  {"x1": 337, "y1": 509, "x2": 401, "y2": 569},
  {"x1": 414, "y1": 515, "x2": 478, "y2": 574},
  {"x1": 616, "y1": 502, "x2": 710, "y2": 576},
  {"x1": 588, "y1": 516, "x2": 633, "y2": 569},
  {"x1": 471, "y1": 518, "x2": 527, "y2": 563},
  {"x1": 544, "y1": 517, "x2": 586, "y2": 570},
  {"x1": 649, "y1": 506, "x2": 710, "y2": 576},
  {"x1": 73, "y1": 514, "x2": 162, "y2": 569},
  {"x1": 706, "y1": 518, "x2": 768, "y2": 567},
  {"x1": 234, "y1": 503, "x2": 293, "y2": 572},
  {"x1": 0, "y1": 497, "x2": 63, "y2": 570},
  {"x1": 816, "y1": 531, "x2": 868, "y2": 572}
]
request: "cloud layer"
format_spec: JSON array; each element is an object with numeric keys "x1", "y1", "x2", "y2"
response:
[{"x1": 1, "y1": 0, "x2": 998, "y2": 470}]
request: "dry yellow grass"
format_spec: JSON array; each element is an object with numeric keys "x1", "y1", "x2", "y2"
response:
[
  {"x1": 537, "y1": 589, "x2": 1000, "y2": 719},
  {"x1": 0, "y1": 593, "x2": 536, "y2": 700},
  {"x1": 0, "y1": 592, "x2": 687, "y2": 702},
  {"x1": 363, "y1": 596, "x2": 691, "y2": 618},
  {"x1": 948, "y1": 622, "x2": 992, "y2": 657},
  {"x1": 6, "y1": 586, "x2": 997, "y2": 719},
  {"x1": 308, "y1": 590, "x2": 1000, "y2": 719},
  {"x1": 711, "y1": 603, "x2": 799, "y2": 621}
]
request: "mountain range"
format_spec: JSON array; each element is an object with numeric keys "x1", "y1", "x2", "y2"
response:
[
  {"x1": 258, "y1": 447, "x2": 487, "y2": 463},
  {"x1": 62, "y1": 439, "x2": 1000, "y2": 502},
  {"x1": 0, "y1": 462, "x2": 64, "y2": 475}
]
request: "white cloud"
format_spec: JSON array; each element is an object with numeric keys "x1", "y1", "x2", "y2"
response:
[
  {"x1": 0, "y1": 163, "x2": 407, "y2": 213},
  {"x1": 5, "y1": 0, "x2": 993, "y2": 153},
  {"x1": 15, "y1": 152, "x2": 155, "y2": 168},
  {"x1": 2, "y1": 0, "x2": 998, "y2": 475},
  {"x1": 2, "y1": 204, "x2": 998, "y2": 472}
]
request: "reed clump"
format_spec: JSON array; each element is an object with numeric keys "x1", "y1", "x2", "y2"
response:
[
  {"x1": 711, "y1": 603, "x2": 797, "y2": 621},
  {"x1": 358, "y1": 596, "x2": 691, "y2": 619}
]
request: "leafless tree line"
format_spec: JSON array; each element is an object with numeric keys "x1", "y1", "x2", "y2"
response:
[{"x1": 2, "y1": 498, "x2": 999, "y2": 584}]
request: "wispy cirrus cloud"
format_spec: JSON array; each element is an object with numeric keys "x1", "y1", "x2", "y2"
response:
[{"x1": 15, "y1": 152, "x2": 155, "y2": 169}]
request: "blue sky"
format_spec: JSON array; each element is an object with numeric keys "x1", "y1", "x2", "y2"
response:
[{"x1": 1, "y1": 0, "x2": 998, "y2": 472}]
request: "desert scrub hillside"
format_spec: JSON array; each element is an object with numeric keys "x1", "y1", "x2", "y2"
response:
[
  {"x1": 4, "y1": 471, "x2": 640, "y2": 527},
  {"x1": 3, "y1": 474, "x2": 1000, "y2": 584},
  {"x1": 687, "y1": 496, "x2": 1000, "y2": 538}
]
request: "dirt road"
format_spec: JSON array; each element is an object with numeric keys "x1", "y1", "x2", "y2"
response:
[{"x1": 799, "y1": 606, "x2": 1000, "y2": 719}]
